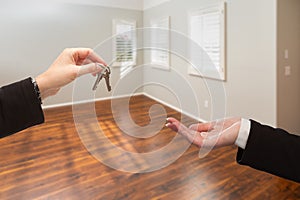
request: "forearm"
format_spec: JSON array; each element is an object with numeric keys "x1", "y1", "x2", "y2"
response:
[{"x1": 0, "y1": 78, "x2": 44, "y2": 138}]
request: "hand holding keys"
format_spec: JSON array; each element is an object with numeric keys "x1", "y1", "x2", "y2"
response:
[{"x1": 92, "y1": 63, "x2": 111, "y2": 91}]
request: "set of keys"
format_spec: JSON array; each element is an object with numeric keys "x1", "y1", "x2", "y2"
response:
[{"x1": 92, "y1": 63, "x2": 112, "y2": 91}]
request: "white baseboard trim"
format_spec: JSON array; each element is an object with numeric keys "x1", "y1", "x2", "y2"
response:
[
  {"x1": 42, "y1": 92, "x2": 206, "y2": 123},
  {"x1": 42, "y1": 92, "x2": 144, "y2": 110}
]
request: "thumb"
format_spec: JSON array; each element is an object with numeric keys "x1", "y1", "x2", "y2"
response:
[{"x1": 77, "y1": 63, "x2": 103, "y2": 77}]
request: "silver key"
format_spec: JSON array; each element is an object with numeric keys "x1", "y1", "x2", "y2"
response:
[
  {"x1": 92, "y1": 63, "x2": 111, "y2": 91},
  {"x1": 103, "y1": 67, "x2": 111, "y2": 92}
]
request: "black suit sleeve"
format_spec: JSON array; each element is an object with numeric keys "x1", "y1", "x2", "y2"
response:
[
  {"x1": 236, "y1": 119, "x2": 300, "y2": 183},
  {"x1": 0, "y1": 78, "x2": 44, "y2": 138}
]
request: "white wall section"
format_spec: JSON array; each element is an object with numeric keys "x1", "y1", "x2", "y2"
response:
[
  {"x1": 0, "y1": 0, "x2": 282, "y2": 127},
  {"x1": 0, "y1": 2, "x2": 144, "y2": 106},
  {"x1": 143, "y1": 0, "x2": 277, "y2": 125}
]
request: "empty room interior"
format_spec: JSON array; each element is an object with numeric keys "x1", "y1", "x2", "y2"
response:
[{"x1": 0, "y1": 0, "x2": 299, "y2": 199}]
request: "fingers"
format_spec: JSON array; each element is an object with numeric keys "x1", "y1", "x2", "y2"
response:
[
  {"x1": 87, "y1": 51, "x2": 107, "y2": 65},
  {"x1": 165, "y1": 117, "x2": 179, "y2": 124},
  {"x1": 69, "y1": 48, "x2": 91, "y2": 64},
  {"x1": 166, "y1": 123, "x2": 179, "y2": 132},
  {"x1": 166, "y1": 117, "x2": 200, "y2": 145},
  {"x1": 165, "y1": 117, "x2": 180, "y2": 132},
  {"x1": 71, "y1": 48, "x2": 107, "y2": 66},
  {"x1": 166, "y1": 117, "x2": 195, "y2": 137},
  {"x1": 74, "y1": 47, "x2": 108, "y2": 76},
  {"x1": 77, "y1": 63, "x2": 104, "y2": 77},
  {"x1": 189, "y1": 122, "x2": 215, "y2": 132},
  {"x1": 165, "y1": 117, "x2": 240, "y2": 149}
]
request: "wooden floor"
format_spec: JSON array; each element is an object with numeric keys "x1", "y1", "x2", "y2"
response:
[{"x1": 0, "y1": 95, "x2": 299, "y2": 200}]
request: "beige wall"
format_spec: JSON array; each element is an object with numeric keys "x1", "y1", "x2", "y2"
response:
[
  {"x1": 2, "y1": 1, "x2": 292, "y2": 130},
  {"x1": 143, "y1": 0, "x2": 277, "y2": 125},
  {"x1": 277, "y1": 0, "x2": 300, "y2": 134},
  {"x1": 0, "y1": 2, "x2": 143, "y2": 106}
]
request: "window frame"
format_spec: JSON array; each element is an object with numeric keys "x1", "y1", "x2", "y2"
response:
[
  {"x1": 188, "y1": 2, "x2": 226, "y2": 81},
  {"x1": 112, "y1": 19, "x2": 137, "y2": 68},
  {"x1": 150, "y1": 16, "x2": 170, "y2": 70}
]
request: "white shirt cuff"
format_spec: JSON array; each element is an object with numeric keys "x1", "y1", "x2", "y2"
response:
[{"x1": 235, "y1": 118, "x2": 251, "y2": 149}]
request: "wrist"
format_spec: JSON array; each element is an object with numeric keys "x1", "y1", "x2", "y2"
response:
[
  {"x1": 35, "y1": 74, "x2": 60, "y2": 100},
  {"x1": 35, "y1": 74, "x2": 48, "y2": 94},
  {"x1": 35, "y1": 74, "x2": 51, "y2": 100}
]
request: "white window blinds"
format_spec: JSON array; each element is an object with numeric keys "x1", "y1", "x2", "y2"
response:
[
  {"x1": 150, "y1": 16, "x2": 170, "y2": 69},
  {"x1": 113, "y1": 19, "x2": 137, "y2": 77},
  {"x1": 188, "y1": 2, "x2": 226, "y2": 80}
]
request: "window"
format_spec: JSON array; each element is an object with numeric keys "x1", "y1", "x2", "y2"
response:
[
  {"x1": 112, "y1": 19, "x2": 137, "y2": 77},
  {"x1": 188, "y1": 2, "x2": 226, "y2": 80},
  {"x1": 150, "y1": 16, "x2": 170, "y2": 70}
]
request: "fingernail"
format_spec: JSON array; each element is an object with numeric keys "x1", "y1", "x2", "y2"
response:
[{"x1": 200, "y1": 132, "x2": 207, "y2": 137}]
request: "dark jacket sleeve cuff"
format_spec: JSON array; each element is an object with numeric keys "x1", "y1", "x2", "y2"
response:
[{"x1": 0, "y1": 78, "x2": 44, "y2": 137}]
